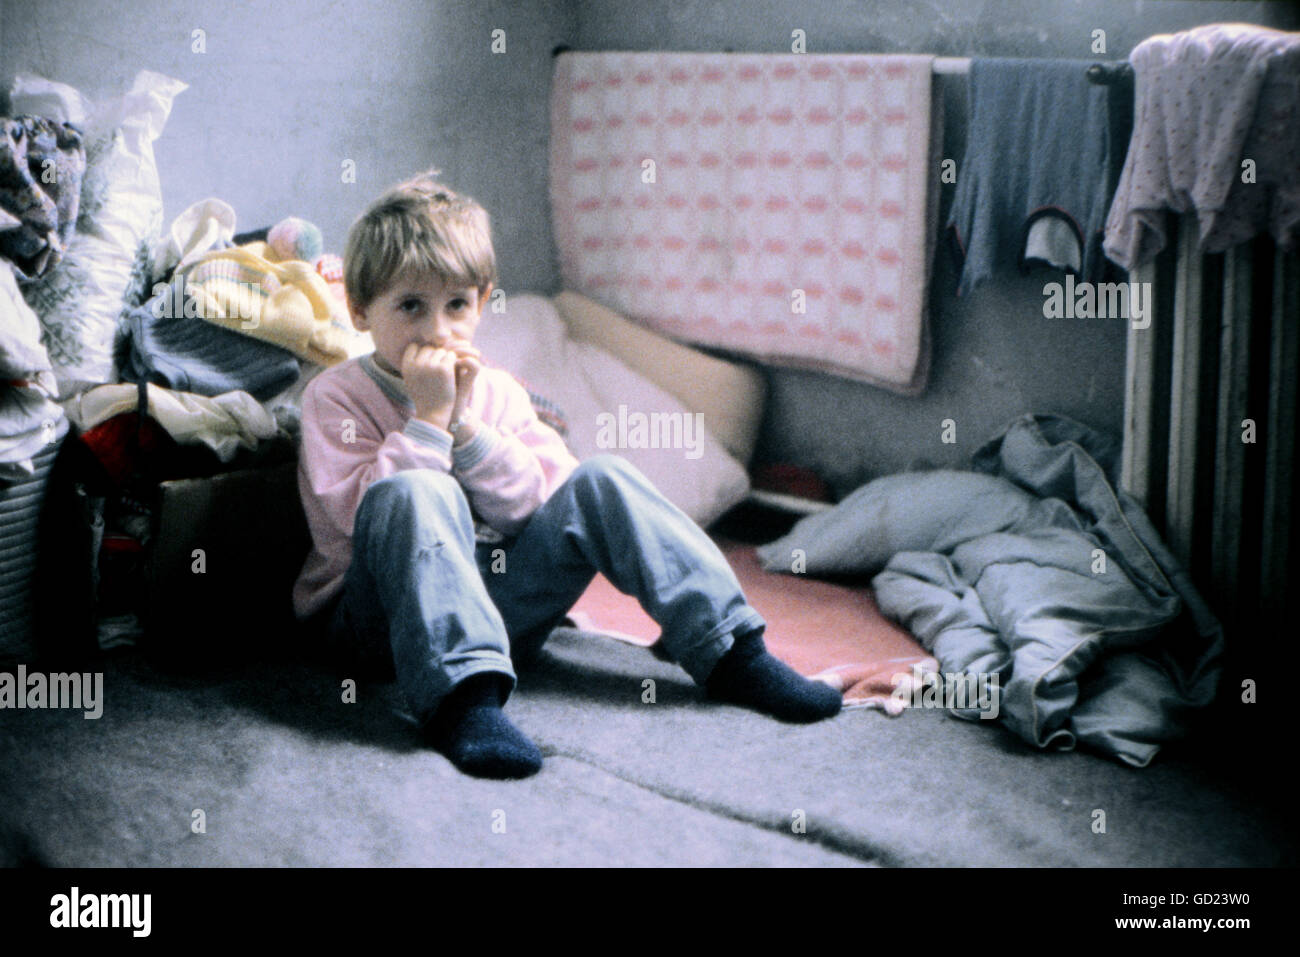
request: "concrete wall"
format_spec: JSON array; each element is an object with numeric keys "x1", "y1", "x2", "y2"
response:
[
  {"x1": 0, "y1": 0, "x2": 574, "y2": 293},
  {"x1": 3, "y1": 0, "x2": 1295, "y2": 497}
]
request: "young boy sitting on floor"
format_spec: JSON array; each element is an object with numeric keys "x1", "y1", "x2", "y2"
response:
[{"x1": 293, "y1": 171, "x2": 841, "y2": 779}]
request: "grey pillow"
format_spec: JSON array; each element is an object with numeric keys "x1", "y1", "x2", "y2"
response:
[{"x1": 756, "y1": 470, "x2": 1036, "y2": 576}]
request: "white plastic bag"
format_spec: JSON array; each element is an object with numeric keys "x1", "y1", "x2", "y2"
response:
[{"x1": 12, "y1": 70, "x2": 187, "y2": 395}]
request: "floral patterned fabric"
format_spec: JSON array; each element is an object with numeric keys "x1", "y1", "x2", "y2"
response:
[{"x1": 0, "y1": 115, "x2": 86, "y2": 280}]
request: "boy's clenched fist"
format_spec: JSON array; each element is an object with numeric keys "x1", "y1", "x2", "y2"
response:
[{"x1": 405, "y1": 341, "x2": 482, "y2": 437}]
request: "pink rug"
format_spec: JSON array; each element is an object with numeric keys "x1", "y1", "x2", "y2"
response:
[{"x1": 568, "y1": 540, "x2": 936, "y2": 712}]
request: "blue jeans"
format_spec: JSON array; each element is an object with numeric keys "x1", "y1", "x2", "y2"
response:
[{"x1": 326, "y1": 454, "x2": 765, "y2": 725}]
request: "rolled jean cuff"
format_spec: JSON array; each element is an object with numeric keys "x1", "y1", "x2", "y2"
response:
[
  {"x1": 414, "y1": 653, "x2": 518, "y2": 725},
  {"x1": 675, "y1": 607, "x2": 767, "y2": 684}
]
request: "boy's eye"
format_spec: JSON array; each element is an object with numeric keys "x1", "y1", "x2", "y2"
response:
[
  {"x1": 399, "y1": 298, "x2": 423, "y2": 313},
  {"x1": 448, "y1": 297, "x2": 469, "y2": 311}
]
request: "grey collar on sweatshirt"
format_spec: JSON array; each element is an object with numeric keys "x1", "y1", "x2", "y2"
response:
[{"x1": 358, "y1": 353, "x2": 415, "y2": 411}]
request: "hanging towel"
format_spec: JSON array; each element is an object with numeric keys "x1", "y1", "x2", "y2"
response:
[
  {"x1": 947, "y1": 58, "x2": 1121, "y2": 295},
  {"x1": 1104, "y1": 24, "x2": 1300, "y2": 271},
  {"x1": 551, "y1": 52, "x2": 938, "y2": 393}
]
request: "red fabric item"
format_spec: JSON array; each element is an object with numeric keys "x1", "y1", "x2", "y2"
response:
[
  {"x1": 78, "y1": 413, "x2": 171, "y2": 485},
  {"x1": 100, "y1": 533, "x2": 145, "y2": 555},
  {"x1": 751, "y1": 463, "x2": 832, "y2": 501}
]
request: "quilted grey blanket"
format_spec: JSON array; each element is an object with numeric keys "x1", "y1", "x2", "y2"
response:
[{"x1": 757, "y1": 414, "x2": 1223, "y2": 767}]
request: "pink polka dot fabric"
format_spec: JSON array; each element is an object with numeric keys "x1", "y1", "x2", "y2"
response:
[
  {"x1": 550, "y1": 53, "x2": 937, "y2": 393},
  {"x1": 1104, "y1": 24, "x2": 1300, "y2": 271}
]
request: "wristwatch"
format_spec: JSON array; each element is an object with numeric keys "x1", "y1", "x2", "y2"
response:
[{"x1": 448, "y1": 414, "x2": 470, "y2": 444}]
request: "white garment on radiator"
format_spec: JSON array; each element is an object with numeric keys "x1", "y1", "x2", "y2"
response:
[{"x1": 1105, "y1": 23, "x2": 1300, "y2": 270}]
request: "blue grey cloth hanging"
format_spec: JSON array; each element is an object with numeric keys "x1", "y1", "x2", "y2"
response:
[{"x1": 947, "y1": 58, "x2": 1127, "y2": 294}]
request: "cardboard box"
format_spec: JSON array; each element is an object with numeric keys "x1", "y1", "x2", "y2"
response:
[{"x1": 144, "y1": 462, "x2": 310, "y2": 661}]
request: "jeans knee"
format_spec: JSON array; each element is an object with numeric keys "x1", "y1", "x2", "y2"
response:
[
  {"x1": 566, "y1": 455, "x2": 637, "y2": 509},
  {"x1": 360, "y1": 469, "x2": 467, "y2": 524},
  {"x1": 571, "y1": 454, "x2": 643, "y2": 490},
  {"x1": 565, "y1": 456, "x2": 653, "y2": 515}
]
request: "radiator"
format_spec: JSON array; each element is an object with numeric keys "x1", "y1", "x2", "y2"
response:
[{"x1": 1121, "y1": 216, "x2": 1299, "y2": 638}]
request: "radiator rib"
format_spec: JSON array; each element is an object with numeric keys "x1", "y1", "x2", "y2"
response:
[{"x1": 1122, "y1": 217, "x2": 1296, "y2": 640}]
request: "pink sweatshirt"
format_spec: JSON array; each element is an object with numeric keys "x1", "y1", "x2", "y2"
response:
[{"x1": 293, "y1": 352, "x2": 579, "y2": 620}]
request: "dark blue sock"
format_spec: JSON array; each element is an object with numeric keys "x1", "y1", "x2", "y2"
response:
[
  {"x1": 423, "y1": 674, "x2": 542, "y2": 779},
  {"x1": 705, "y1": 633, "x2": 842, "y2": 723}
]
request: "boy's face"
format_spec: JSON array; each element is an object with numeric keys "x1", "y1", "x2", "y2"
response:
[{"x1": 350, "y1": 269, "x2": 490, "y2": 375}]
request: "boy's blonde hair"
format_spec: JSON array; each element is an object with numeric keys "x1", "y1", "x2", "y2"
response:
[{"x1": 344, "y1": 169, "x2": 498, "y2": 310}]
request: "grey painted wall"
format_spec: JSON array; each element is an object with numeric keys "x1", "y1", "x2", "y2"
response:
[
  {"x1": 0, "y1": 0, "x2": 573, "y2": 294},
  {"x1": 3, "y1": 0, "x2": 1295, "y2": 498}
]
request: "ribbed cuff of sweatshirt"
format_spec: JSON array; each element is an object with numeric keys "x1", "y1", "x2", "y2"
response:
[
  {"x1": 452, "y1": 423, "x2": 503, "y2": 471},
  {"x1": 403, "y1": 417, "x2": 454, "y2": 457}
]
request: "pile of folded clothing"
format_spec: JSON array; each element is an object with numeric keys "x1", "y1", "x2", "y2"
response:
[{"x1": 119, "y1": 200, "x2": 368, "y2": 411}]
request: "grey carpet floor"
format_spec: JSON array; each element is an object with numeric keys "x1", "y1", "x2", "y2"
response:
[{"x1": 0, "y1": 628, "x2": 1292, "y2": 867}]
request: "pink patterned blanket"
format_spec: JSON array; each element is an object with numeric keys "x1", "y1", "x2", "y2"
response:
[{"x1": 551, "y1": 52, "x2": 938, "y2": 392}]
